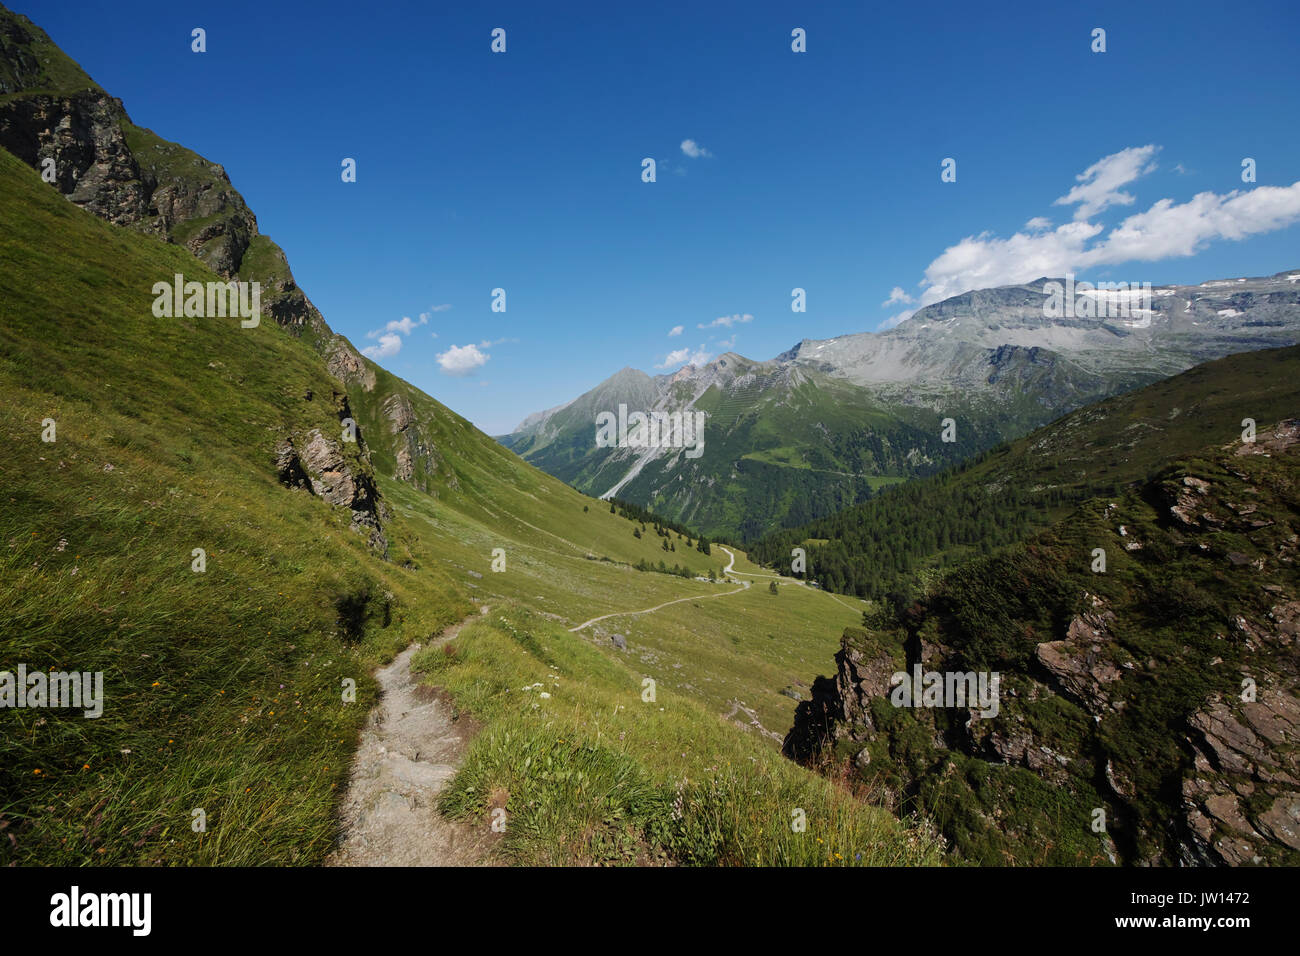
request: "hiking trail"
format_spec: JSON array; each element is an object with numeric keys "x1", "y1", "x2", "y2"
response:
[{"x1": 328, "y1": 612, "x2": 495, "y2": 867}]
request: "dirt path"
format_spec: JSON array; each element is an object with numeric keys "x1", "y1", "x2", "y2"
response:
[
  {"x1": 568, "y1": 578, "x2": 750, "y2": 632},
  {"x1": 328, "y1": 614, "x2": 496, "y2": 867},
  {"x1": 721, "y1": 545, "x2": 868, "y2": 612},
  {"x1": 568, "y1": 544, "x2": 848, "y2": 633}
]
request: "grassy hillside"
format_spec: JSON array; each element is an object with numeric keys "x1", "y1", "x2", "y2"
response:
[
  {"x1": 0, "y1": 141, "x2": 929, "y2": 866},
  {"x1": 752, "y1": 344, "x2": 1300, "y2": 599},
  {"x1": 0, "y1": 146, "x2": 469, "y2": 864},
  {"x1": 0, "y1": 8, "x2": 97, "y2": 95},
  {"x1": 412, "y1": 603, "x2": 939, "y2": 866}
]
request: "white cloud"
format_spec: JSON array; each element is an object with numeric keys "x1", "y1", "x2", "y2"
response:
[
  {"x1": 715, "y1": 334, "x2": 737, "y2": 350},
  {"x1": 881, "y1": 287, "x2": 914, "y2": 307},
  {"x1": 363, "y1": 312, "x2": 434, "y2": 356},
  {"x1": 656, "y1": 345, "x2": 712, "y2": 369},
  {"x1": 903, "y1": 145, "x2": 1300, "y2": 308},
  {"x1": 425, "y1": 304, "x2": 452, "y2": 314},
  {"x1": 657, "y1": 347, "x2": 692, "y2": 368},
  {"x1": 918, "y1": 219, "x2": 1104, "y2": 304},
  {"x1": 361, "y1": 333, "x2": 402, "y2": 360},
  {"x1": 918, "y1": 183, "x2": 1300, "y2": 305},
  {"x1": 375, "y1": 314, "x2": 427, "y2": 336},
  {"x1": 680, "y1": 139, "x2": 712, "y2": 159},
  {"x1": 437, "y1": 343, "x2": 489, "y2": 376},
  {"x1": 668, "y1": 325, "x2": 684, "y2": 337},
  {"x1": 698, "y1": 312, "x2": 753, "y2": 329},
  {"x1": 1089, "y1": 182, "x2": 1300, "y2": 262},
  {"x1": 1053, "y1": 144, "x2": 1159, "y2": 221}
]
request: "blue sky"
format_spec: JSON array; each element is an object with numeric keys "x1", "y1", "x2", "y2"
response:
[{"x1": 19, "y1": 0, "x2": 1300, "y2": 433}]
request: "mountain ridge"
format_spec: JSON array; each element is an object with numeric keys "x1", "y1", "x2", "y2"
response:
[{"x1": 504, "y1": 269, "x2": 1300, "y2": 540}]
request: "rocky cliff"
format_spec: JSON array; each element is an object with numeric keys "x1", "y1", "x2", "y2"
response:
[{"x1": 787, "y1": 422, "x2": 1300, "y2": 865}]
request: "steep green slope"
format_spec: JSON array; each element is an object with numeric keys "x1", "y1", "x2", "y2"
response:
[
  {"x1": 752, "y1": 344, "x2": 1300, "y2": 598},
  {"x1": 0, "y1": 8, "x2": 96, "y2": 94},
  {"x1": 787, "y1": 420, "x2": 1300, "y2": 865},
  {"x1": 0, "y1": 146, "x2": 470, "y2": 864}
]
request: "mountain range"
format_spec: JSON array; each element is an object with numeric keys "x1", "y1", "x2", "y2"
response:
[{"x1": 503, "y1": 271, "x2": 1300, "y2": 540}]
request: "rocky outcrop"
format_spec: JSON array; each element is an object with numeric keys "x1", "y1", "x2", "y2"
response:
[
  {"x1": 384, "y1": 394, "x2": 417, "y2": 481},
  {"x1": 1180, "y1": 687, "x2": 1300, "y2": 864},
  {"x1": 1033, "y1": 600, "x2": 1126, "y2": 712},
  {"x1": 784, "y1": 626, "x2": 906, "y2": 762},
  {"x1": 274, "y1": 439, "x2": 312, "y2": 490},
  {"x1": 1165, "y1": 474, "x2": 1216, "y2": 528},
  {"x1": 788, "y1": 422, "x2": 1300, "y2": 865},
  {"x1": 275, "y1": 430, "x2": 387, "y2": 554},
  {"x1": 381, "y1": 392, "x2": 440, "y2": 486},
  {"x1": 0, "y1": 90, "x2": 153, "y2": 228},
  {"x1": 0, "y1": 19, "x2": 330, "y2": 340},
  {"x1": 326, "y1": 337, "x2": 376, "y2": 392},
  {"x1": 0, "y1": 86, "x2": 260, "y2": 278}
]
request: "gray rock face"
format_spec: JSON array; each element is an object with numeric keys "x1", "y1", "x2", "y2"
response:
[
  {"x1": 784, "y1": 629, "x2": 901, "y2": 762},
  {"x1": 275, "y1": 430, "x2": 387, "y2": 554},
  {"x1": 326, "y1": 338, "x2": 376, "y2": 392},
  {"x1": 0, "y1": 53, "x2": 332, "y2": 342},
  {"x1": 0, "y1": 86, "x2": 261, "y2": 279},
  {"x1": 274, "y1": 439, "x2": 312, "y2": 490},
  {"x1": 784, "y1": 272, "x2": 1300, "y2": 389},
  {"x1": 1034, "y1": 605, "x2": 1126, "y2": 712},
  {"x1": 382, "y1": 392, "x2": 439, "y2": 486},
  {"x1": 0, "y1": 91, "x2": 154, "y2": 228}
]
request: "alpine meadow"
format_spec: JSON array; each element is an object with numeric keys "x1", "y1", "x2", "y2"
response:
[{"x1": 1, "y1": 0, "x2": 1299, "y2": 924}]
